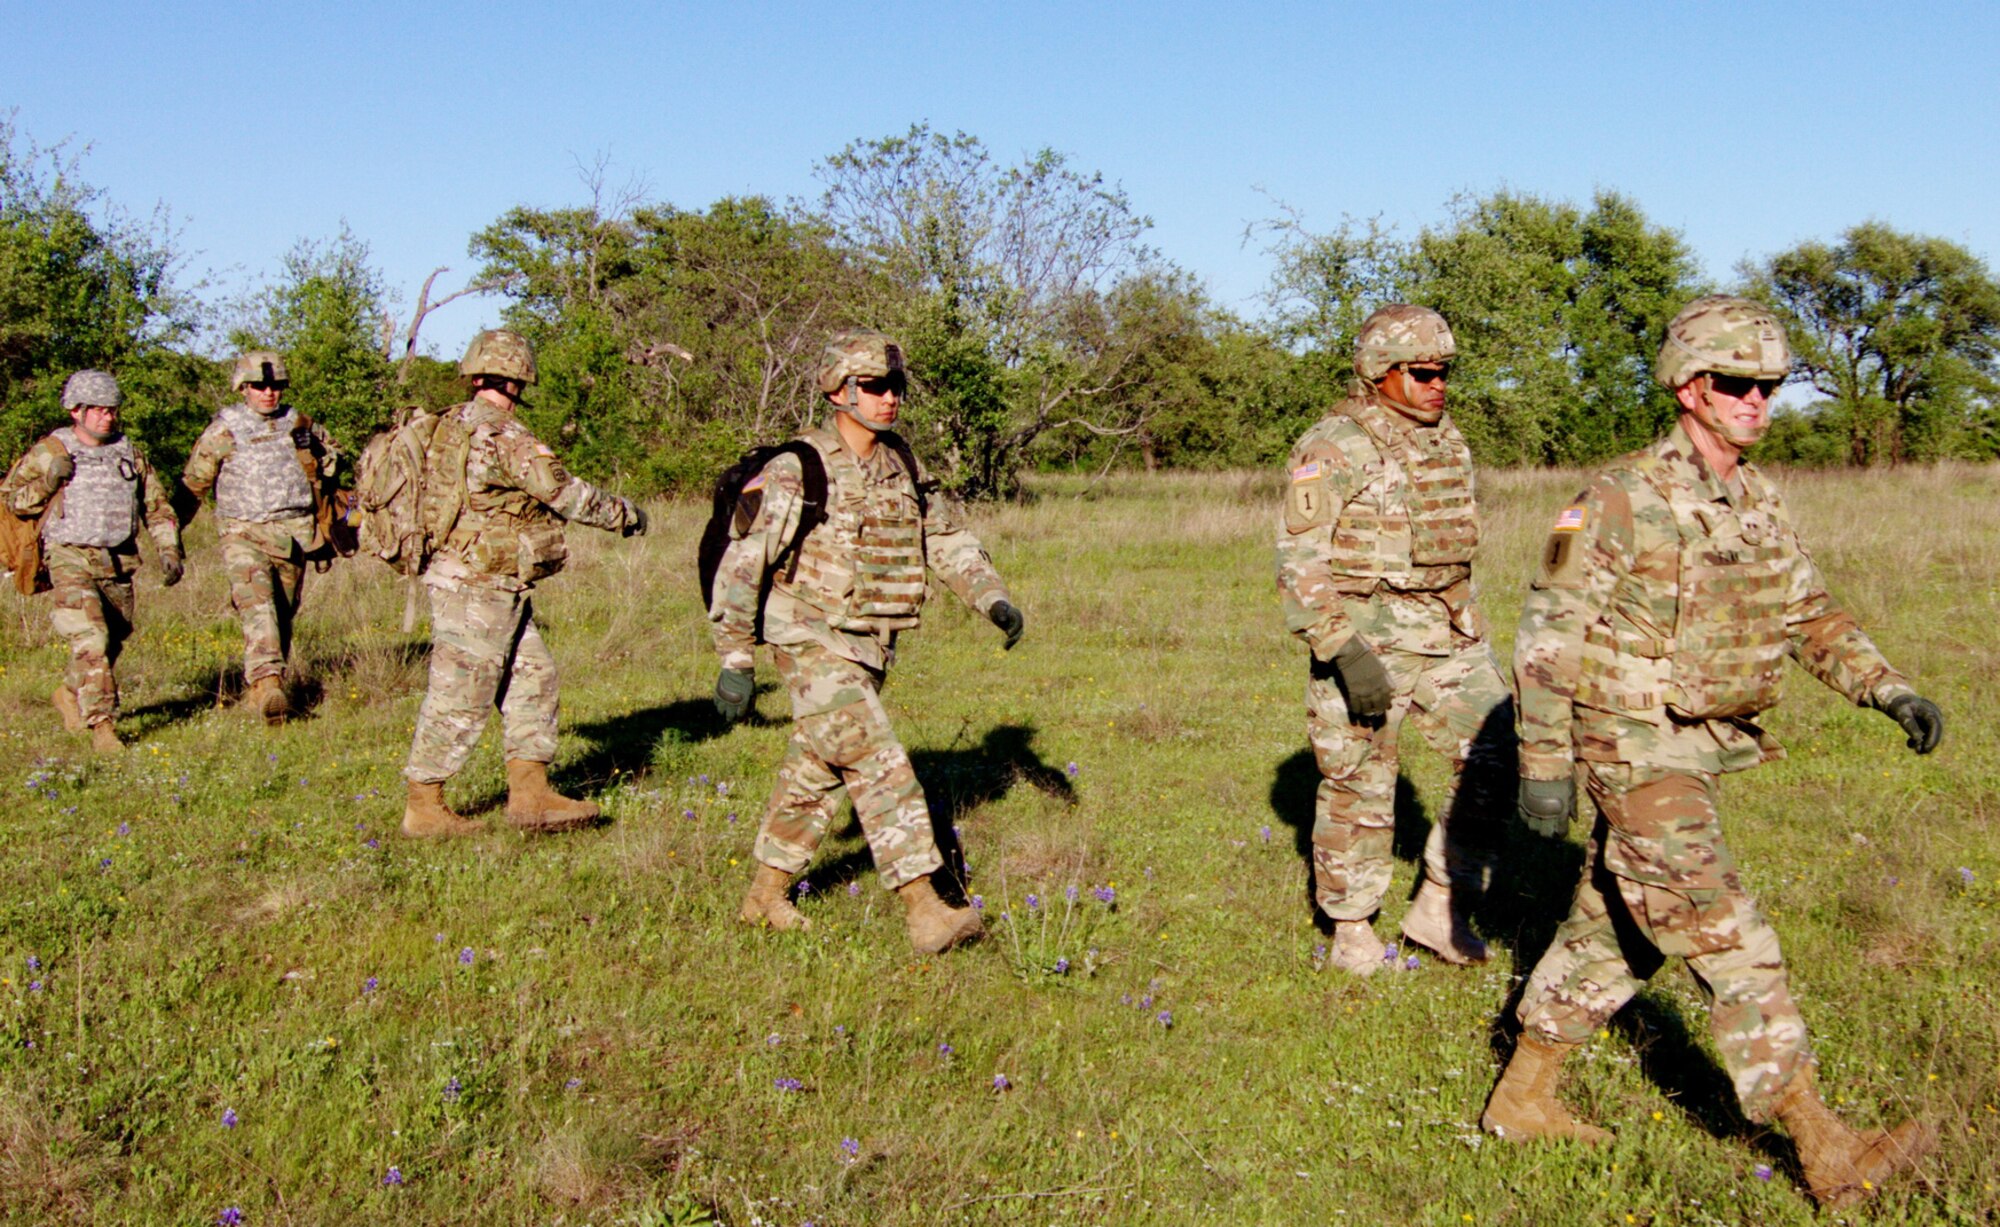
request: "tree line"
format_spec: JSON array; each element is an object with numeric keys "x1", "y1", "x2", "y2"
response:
[{"x1": 5, "y1": 116, "x2": 1996, "y2": 497}]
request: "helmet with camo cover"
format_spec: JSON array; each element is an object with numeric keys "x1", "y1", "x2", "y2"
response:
[
  {"x1": 1353, "y1": 305, "x2": 1456, "y2": 382},
  {"x1": 231, "y1": 350, "x2": 290, "y2": 391},
  {"x1": 1654, "y1": 295, "x2": 1791, "y2": 390},
  {"x1": 459, "y1": 329, "x2": 538, "y2": 385},
  {"x1": 817, "y1": 329, "x2": 906, "y2": 396},
  {"x1": 61, "y1": 369, "x2": 122, "y2": 410}
]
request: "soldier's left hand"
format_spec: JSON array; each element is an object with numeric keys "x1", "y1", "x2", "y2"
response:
[
  {"x1": 620, "y1": 498, "x2": 648, "y2": 538},
  {"x1": 159, "y1": 551, "x2": 185, "y2": 588},
  {"x1": 1884, "y1": 693, "x2": 1944, "y2": 755},
  {"x1": 988, "y1": 600, "x2": 1024, "y2": 650}
]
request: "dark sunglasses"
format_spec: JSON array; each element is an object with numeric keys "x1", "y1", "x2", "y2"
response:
[
  {"x1": 1401, "y1": 364, "x2": 1451, "y2": 384},
  {"x1": 856, "y1": 375, "x2": 905, "y2": 397},
  {"x1": 1708, "y1": 374, "x2": 1781, "y2": 399},
  {"x1": 245, "y1": 381, "x2": 289, "y2": 392}
]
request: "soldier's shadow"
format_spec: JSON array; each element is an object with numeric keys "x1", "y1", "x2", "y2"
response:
[
  {"x1": 800, "y1": 722, "x2": 1076, "y2": 903},
  {"x1": 123, "y1": 638, "x2": 433, "y2": 735},
  {"x1": 531, "y1": 684, "x2": 787, "y2": 810}
]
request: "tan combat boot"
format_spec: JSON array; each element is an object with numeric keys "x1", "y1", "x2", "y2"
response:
[
  {"x1": 1328, "y1": 918, "x2": 1385, "y2": 976},
  {"x1": 88, "y1": 720, "x2": 124, "y2": 754},
  {"x1": 401, "y1": 780, "x2": 482, "y2": 838},
  {"x1": 739, "y1": 863, "x2": 811, "y2": 931},
  {"x1": 898, "y1": 874, "x2": 982, "y2": 954},
  {"x1": 1400, "y1": 877, "x2": 1490, "y2": 965},
  {"x1": 248, "y1": 675, "x2": 289, "y2": 726},
  {"x1": 1481, "y1": 1034, "x2": 1613, "y2": 1144},
  {"x1": 504, "y1": 759, "x2": 600, "y2": 833},
  {"x1": 1775, "y1": 1066, "x2": 1935, "y2": 1208},
  {"x1": 52, "y1": 686, "x2": 84, "y2": 733}
]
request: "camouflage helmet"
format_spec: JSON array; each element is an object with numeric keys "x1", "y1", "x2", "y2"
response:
[
  {"x1": 1353, "y1": 305, "x2": 1456, "y2": 382},
  {"x1": 1654, "y1": 295, "x2": 1791, "y2": 390},
  {"x1": 459, "y1": 329, "x2": 538, "y2": 385},
  {"x1": 61, "y1": 369, "x2": 122, "y2": 410},
  {"x1": 816, "y1": 329, "x2": 905, "y2": 396},
  {"x1": 230, "y1": 350, "x2": 289, "y2": 390}
]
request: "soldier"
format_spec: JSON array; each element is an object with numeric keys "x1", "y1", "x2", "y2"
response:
[
  {"x1": 1484, "y1": 297, "x2": 1943, "y2": 1208},
  {"x1": 2, "y1": 371, "x2": 183, "y2": 752},
  {"x1": 180, "y1": 351, "x2": 340, "y2": 724},
  {"x1": 1275, "y1": 305, "x2": 1513, "y2": 975},
  {"x1": 711, "y1": 329, "x2": 1024, "y2": 955},
  {"x1": 400, "y1": 330, "x2": 646, "y2": 838}
]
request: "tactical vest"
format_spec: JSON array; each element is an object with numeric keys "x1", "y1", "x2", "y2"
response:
[
  {"x1": 215, "y1": 403, "x2": 314, "y2": 522},
  {"x1": 1327, "y1": 397, "x2": 1478, "y2": 591},
  {"x1": 776, "y1": 429, "x2": 927, "y2": 632},
  {"x1": 42, "y1": 429, "x2": 140, "y2": 548},
  {"x1": 439, "y1": 403, "x2": 569, "y2": 583},
  {"x1": 1575, "y1": 457, "x2": 1790, "y2": 721}
]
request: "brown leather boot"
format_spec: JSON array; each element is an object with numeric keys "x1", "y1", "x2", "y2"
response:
[
  {"x1": 504, "y1": 759, "x2": 600, "y2": 832},
  {"x1": 401, "y1": 780, "x2": 481, "y2": 839},
  {"x1": 898, "y1": 874, "x2": 982, "y2": 954},
  {"x1": 248, "y1": 675, "x2": 289, "y2": 726},
  {"x1": 1481, "y1": 1034, "x2": 1613, "y2": 1144},
  {"x1": 1400, "y1": 877, "x2": 1490, "y2": 965},
  {"x1": 52, "y1": 686, "x2": 84, "y2": 733},
  {"x1": 88, "y1": 720, "x2": 124, "y2": 754},
  {"x1": 1776, "y1": 1067, "x2": 1935, "y2": 1208},
  {"x1": 1328, "y1": 918, "x2": 1385, "y2": 976},
  {"x1": 739, "y1": 863, "x2": 811, "y2": 931}
]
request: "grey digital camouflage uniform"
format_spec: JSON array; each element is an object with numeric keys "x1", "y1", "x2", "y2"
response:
[
  {"x1": 403, "y1": 398, "x2": 639, "y2": 783},
  {"x1": 1511, "y1": 423, "x2": 1916, "y2": 1122},
  {"x1": 710, "y1": 422, "x2": 1010, "y2": 890},
  {"x1": 182, "y1": 401, "x2": 340, "y2": 686},
  {"x1": 3, "y1": 428, "x2": 181, "y2": 727},
  {"x1": 1276, "y1": 385, "x2": 1514, "y2": 921}
]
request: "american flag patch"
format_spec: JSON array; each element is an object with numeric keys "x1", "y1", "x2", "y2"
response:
[
  {"x1": 743, "y1": 473, "x2": 767, "y2": 493},
  {"x1": 1291, "y1": 461, "x2": 1322, "y2": 484},
  {"x1": 1553, "y1": 506, "x2": 1585, "y2": 531}
]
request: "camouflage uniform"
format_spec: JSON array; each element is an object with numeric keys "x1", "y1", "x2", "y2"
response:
[
  {"x1": 2, "y1": 426, "x2": 180, "y2": 728},
  {"x1": 1511, "y1": 422, "x2": 1917, "y2": 1122},
  {"x1": 182, "y1": 401, "x2": 339, "y2": 686},
  {"x1": 711, "y1": 421, "x2": 1011, "y2": 890},
  {"x1": 402, "y1": 398, "x2": 639, "y2": 783},
  {"x1": 1276, "y1": 383, "x2": 1514, "y2": 922}
]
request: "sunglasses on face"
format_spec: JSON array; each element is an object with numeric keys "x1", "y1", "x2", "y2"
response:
[
  {"x1": 245, "y1": 382, "x2": 288, "y2": 392},
  {"x1": 1400, "y1": 364, "x2": 1451, "y2": 384},
  {"x1": 1708, "y1": 374, "x2": 1781, "y2": 400},
  {"x1": 856, "y1": 375, "x2": 905, "y2": 397}
]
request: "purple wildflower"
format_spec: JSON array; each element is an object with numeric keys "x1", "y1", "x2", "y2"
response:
[
  {"x1": 1093, "y1": 885, "x2": 1115, "y2": 904},
  {"x1": 1960, "y1": 866, "x2": 1976, "y2": 885},
  {"x1": 1381, "y1": 944, "x2": 1398, "y2": 963},
  {"x1": 1753, "y1": 1163, "x2": 1773, "y2": 1181},
  {"x1": 364, "y1": 838, "x2": 379, "y2": 849},
  {"x1": 1065, "y1": 884, "x2": 1079, "y2": 903},
  {"x1": 25, "y1": 956, "x2": 38, "y2": 972},
  {"x1": 726, "y1": 812, "x2": 737, "y2": 823},
  {"x1": 565, "y1": 1078, "x2": 582, "y2": 1090},
  {"x1": 458, "y1": 947, "x2": 474, "y2": 966},
  {"x1": 363, "y1": 977, "x2": 378, "y2": 994},
  {"x1": 993, "y1": 1073, "x2": 1011, "y2": 1091},
  {"x1": 1054, "y1": 957, "x2": 1070, "y2": 974},
  {"x1": 99, "y1": 857, "x2": 112, "y2": 869},
  {"x1": 1156, "y1": 1010, "x2": 1173, "y2": 1027},
  {"x1": 971, "y1": 895, "x2": 984, "y2": 911},
  {"x1": 1404, "y1": 954, "x2": 1420, "y2": 971},
  {"x1": 938, "y1": 1042, "x2": 954, "y2": 1057},
  {"x1": 797, "y1": 879, "x2": 813, "y2": 896},
  {"x1": 1260, "y1": 825, "x2": 1272, "y2": 843},
  {"x1": 219, "y1": 1209, "x2": 243, "y2": 1227},
  {"x1": 1139, "y1": 994, "x2": 1153, "y2": 1009},
  {"x1": 848, "y1": 882, "x2": 861, "y2": 897},
  {"x1": 1026, "y1": 894, "x2": 1041, "y2": 911},
  {"x1": 27, "y1": 981, "x2": 42, "y2": 993},
  {"x1": 841, "y1": 1137, "x2": 861, "y2": 1161},
  {"x1": 443, "y1": 1077, "x2": 462, "y2": 1102},
  {"x1": 767, "y1": 1034, "x2": 782, "y2": 1047},
  {"x1": 1314, "y1": 944, "x2": 1327, "y2": 960},
  {"x1": 682, "y1": 809, "x2": 696, "y2": 820},
  {"x1": 774, "y1": 1077, "x2": 803, "y2": 1092},
  {"x1": 117, "y1": 822, "x2": 131, "y2": 837},
  {"x1": 382, "y1": 1166, "x2": 405, "y2": 1186},
  {"x1": 221, "y1": 1107, "x2": 238, "y2": 1128},
  {"x1": 1065, "y1": 761, "x2": 1079, "y2": 777},
  {"x1": 698, "y1": 774, "x2": 709, "y2": 784}
]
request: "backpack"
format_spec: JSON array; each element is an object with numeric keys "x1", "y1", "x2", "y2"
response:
[
  {"x1": 0, "y1": 499, "x2": 48, "y2": 596},
  {"x1": 352, "y1": 405, "x2": 473, "y2": 576}
]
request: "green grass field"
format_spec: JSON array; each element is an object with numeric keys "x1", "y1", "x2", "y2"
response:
[{"x1": 2, "y1": 464, "x2": 1995, "y2": 1225}]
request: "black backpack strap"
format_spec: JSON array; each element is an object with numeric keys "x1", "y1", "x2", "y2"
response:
[{"x1": 775, "y1": 439, "x2": 828, "y2": 582}]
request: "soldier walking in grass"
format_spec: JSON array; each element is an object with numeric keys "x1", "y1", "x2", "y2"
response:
[
  {"x1": 2, "y1": 371, "x2": 183, "y2": 752},
  {"x1": 1485, "y1": 296, "x2": 1942, "y2": 1208},
  {"x1": 711, "y1": 329, "x2": 1024, "y2": 955},
  {"x1": 399, "y1": 329, "x2": 647, "y2": 838},
  {"x1": 179, "y1": 351, "x2": 341, "y2": 725},
  {"x1": 1275, "y1": 305, "x2": 1514, "y2": 975}
]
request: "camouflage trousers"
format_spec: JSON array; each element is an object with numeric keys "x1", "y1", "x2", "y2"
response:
[
  {"x1": 48, "y1": 567, "x2": 135, "y2": 727},
  {"x1": 403, "y1": 584, "x2": 559, "y2": 783},
  {"x1": 1517, "y1": 764, "x2": 1808, "y2": 1123},
  {"x1": 1306, "y1": 637, "x2": 1514, "y2": 921},
  {"x1": 221, "y1": 535, "x2": 304, "y2": 685},
  {"x1": 753, "y1": 642, "x2": 942, "y2": 891}
]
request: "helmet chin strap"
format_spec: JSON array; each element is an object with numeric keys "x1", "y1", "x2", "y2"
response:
[
  {"x1": 1700, "y1": 378, "x2": 1769, "y2": 447},
  {"x1": 1375, "y1": 376, "x2": 1443, "y2": 424},
  {"x1": 839, "y1": 376, "x2": 894, "y2": 433}
]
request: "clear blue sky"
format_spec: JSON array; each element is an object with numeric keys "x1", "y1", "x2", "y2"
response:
[{"x1": 10, "y1": 0, "x2": 1997, "y2": 356}]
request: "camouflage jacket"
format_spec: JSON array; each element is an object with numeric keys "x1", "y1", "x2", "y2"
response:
[
  {"x1": 709, "y1": 420, "x2": 1010, "y2": 673},
  {"x1": 1515, "y1": 423, "x2": 1913, "y2": 779},
  {"x1": 2, "y1": 430, "x2": 180, "y2": 580},
  {"x1": 426, "y1": 399, "x2": 637, "y2": 592},
  {"x1": 182, "y1": 402, "x2": 339, "y2": 557},
  {"x1": 1276, "y1": 387, "x2": 1486, "y2": 659}
]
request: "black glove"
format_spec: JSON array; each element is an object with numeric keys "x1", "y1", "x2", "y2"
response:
[
  {"x1": 621, "y1": 498, "x2": 648, "y2": 538},
  {"x1": 988, "y1": 600, "x2": 1024, "y2": 650},
  {"x1": 291, "y1": 426, "x2": 315, "y2": 450},
  {"x1": 48, "y1": 449, "x2": 74, "y2": 482},
  {"x1": 159, "y1": 551, "x2": 184, "y2": 588},
  {"x1": 714, "y1": 667, "x2": 754, "y2": 723},
  {"x1": 1883, "y1": 693, "x2": 1944, "y2": 755},
  {"x1": 1324, "y1": 636, "x2": 1393, "y2": 719},
  {"x1": 1517, "y1": 777, "x2": 1575, "y2": 839}
]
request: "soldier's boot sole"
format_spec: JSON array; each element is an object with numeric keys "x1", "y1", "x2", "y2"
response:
[
  {"x1": 1779, "y1": 1068, "x2": 1936, "y2": 1207},
  {"x1": 1328, "y1": 919, "x2": 1385, "y2": 977},
  {"x1": 401, "y1": 780, "x2": 482, "y2": 839},
  {"x1": 1481, "y1": 1034, "x2": 1612, "y2": 1145},
  {"x1": 899, "y1": 875, "x2": 983, "y2": 955},
  {"x1": 250, "y1": 676, "x2": 289, "y2": 726},
  {"x1": 52, "y1": 686, "x2": 84, "y2": 733},
  {"x1": 88, "y1": 721, "x2": 124, "y2": 755},
  {"x1": 1400, "y1": 878, "x2": 1490, "y2": 966},
  {"x1": 503, "y1": 759, "x2": 600, "y2": 833},
  {"x1": 739, "y1": 863, "x2": 811, "y2": 932}
]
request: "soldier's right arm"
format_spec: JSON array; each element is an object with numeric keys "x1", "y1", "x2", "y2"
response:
[
  {"x1": 178, "y1": 420, "x2": 234, "y2": 502},
  {"x1": 708, "y1": 454, "x2": 808, "y2": 672},
  {"x1": 1513, "y1": 474, "x2": 1635, "y2": 780},
  {"x1": 2, "y1": 438, "x2": 72, "y2": 516},
  {"x1": 1274, "y1": 427, "x2": 1368, "y2": 660}
]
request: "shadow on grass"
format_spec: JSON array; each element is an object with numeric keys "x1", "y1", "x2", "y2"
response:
[
  {"x1": 124, "y1": 637, "x2": 434, "y2": 735},
  {"x1": 1266, "y1": 747, "x2": 1439, "y2": 938}
]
